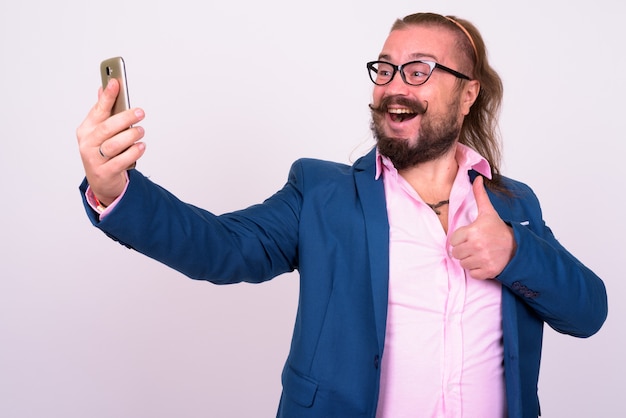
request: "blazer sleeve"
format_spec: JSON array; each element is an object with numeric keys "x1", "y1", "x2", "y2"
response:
[
  {"x1": 493, "y1": 180, "x2": 608, "y2": 338},
  {"x1": 79, "y1": 167, "x2": 303, "y2": 284}
]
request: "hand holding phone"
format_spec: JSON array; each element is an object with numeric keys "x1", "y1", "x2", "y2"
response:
[{"x1": 99, "y1": 56, "x2": 136, "y2": 169}]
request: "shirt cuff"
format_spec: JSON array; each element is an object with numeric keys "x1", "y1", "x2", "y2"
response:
[{"x1": 85, "y1": 171, "x2": 130, "y2": 219}]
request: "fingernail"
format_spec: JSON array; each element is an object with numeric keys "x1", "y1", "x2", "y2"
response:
[{"x1": 134, "y1": 108, "x2": 144, "y2": 118}]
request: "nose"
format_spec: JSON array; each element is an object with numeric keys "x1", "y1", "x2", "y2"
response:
[{"x1": 382, "y1": 70, "x2": 411, "y2": 95}]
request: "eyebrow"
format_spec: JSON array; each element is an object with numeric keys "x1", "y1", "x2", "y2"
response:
[{"x1": 378, "y1": 52, "x2": 438, "y2": 62}]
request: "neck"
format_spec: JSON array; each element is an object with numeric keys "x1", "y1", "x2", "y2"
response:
[{"x1": 398, "y1": 145, "x2": 459, "y2": 203}]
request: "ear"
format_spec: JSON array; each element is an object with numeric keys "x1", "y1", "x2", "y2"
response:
[{"x1": 460, "y1": 79, "x2": 480, "y2": 116}]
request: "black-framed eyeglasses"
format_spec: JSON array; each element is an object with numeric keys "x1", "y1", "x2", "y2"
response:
[{"x1": 366, "y1": 60, "x2": 471, "y2": 86}]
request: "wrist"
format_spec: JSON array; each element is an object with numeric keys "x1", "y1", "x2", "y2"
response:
[{"x1": 94, "y1": 196, "x2": 109, "y2": 212}]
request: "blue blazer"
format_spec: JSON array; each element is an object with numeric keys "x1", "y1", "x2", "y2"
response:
[{"x1": 81, "y1": 149, "x2": 607, "y2": 418}]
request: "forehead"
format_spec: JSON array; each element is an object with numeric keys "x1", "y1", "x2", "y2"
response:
[{"x1": 379, "y1": 25, "x2": 458, "y2": 64}]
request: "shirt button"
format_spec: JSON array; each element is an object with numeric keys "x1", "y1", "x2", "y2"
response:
[{"x1": 374, "y1": 355, "x2": 380, "y2": 369}]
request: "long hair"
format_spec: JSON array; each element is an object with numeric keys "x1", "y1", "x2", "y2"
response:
[{"x1": 391, "y1": 13, "x2": 506, "y2": 189}]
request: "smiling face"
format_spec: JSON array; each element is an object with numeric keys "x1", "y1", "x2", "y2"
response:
[{"x1": 370, "y1": 24, "x2": 479, "y2": 169}]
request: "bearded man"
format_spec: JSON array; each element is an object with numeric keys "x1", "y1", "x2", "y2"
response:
[{"x1": 77, "y1": 12, "x2": 607, "y2": 418}]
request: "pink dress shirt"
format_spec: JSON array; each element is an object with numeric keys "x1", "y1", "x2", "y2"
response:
[{"x1": 375, "y1": 144, "x2": 506, "y2": 418}]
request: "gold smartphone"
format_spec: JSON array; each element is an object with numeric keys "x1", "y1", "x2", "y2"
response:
[
  {"x1": 99, "y1": 56, "x2": 136, "y2": 169},
  {"x1": 100, "y1": 56, "x2": 131, "y2": 115}
]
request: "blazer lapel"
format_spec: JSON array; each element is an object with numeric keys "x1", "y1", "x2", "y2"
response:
[{"x1": 354, "y1": 149, "x2": 390, "y2": 352}]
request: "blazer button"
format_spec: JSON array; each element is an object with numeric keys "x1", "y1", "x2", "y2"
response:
[{"x1": 374, "y1": 355, "x2": 380, "y2": 369}]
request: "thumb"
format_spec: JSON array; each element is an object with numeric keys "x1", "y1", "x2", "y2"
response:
[
  {"x1": 95, "y1": 78, "x2": 119, "y2": 116},
  {"x1": 473, "y1": 175, "x2": 496, "y2": 215}
]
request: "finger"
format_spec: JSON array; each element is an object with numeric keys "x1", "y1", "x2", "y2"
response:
[
  {"x1": 90, "y1": 78, "x2": 119, "y2": 123},
  {"x1": 99, "y1": 125, "x2": 145, "y2": 159},
  {"x1": 104, "y1": 141, "x2": 147, "y2": 172},
  {"x1": 90, "y1": 108, "x2": 145, "y2": 153},
  {"x1": 77, "y1": 80, "x2": 120, "y2": 143},
  {"x1": 467, "y1": 267, "x2": 491, "y2": 280},
  {"x1": 472, "y1": 175, "x2": 496, "y2": 215},
  {"x1": 449, "y1": 242, "x2": 470, "y2": 261},
  {"x1": 454, "y1": 249, "x2": 493, "y2": 280},
  {"x1": 449, "y1": 225, "x2": 467, "y2": 247}
]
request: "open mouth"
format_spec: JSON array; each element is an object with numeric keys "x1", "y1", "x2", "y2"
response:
[{"x1": 388, "y1": 108, "x2": 418, "y2": 123}]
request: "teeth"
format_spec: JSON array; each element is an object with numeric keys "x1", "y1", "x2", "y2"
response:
[{"x1": 388, "y1": 108, "x2": 415, "y2": 114}]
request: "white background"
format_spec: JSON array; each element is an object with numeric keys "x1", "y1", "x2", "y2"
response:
[{"x1": 1, "y1": 0, "x2": 623, "y2": 417}]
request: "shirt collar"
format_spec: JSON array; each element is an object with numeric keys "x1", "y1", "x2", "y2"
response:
[{"x1": 375, "y1": 143, "x2": 492, "y2": 180}]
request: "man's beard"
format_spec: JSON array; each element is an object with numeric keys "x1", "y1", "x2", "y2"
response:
[{"x1": 370, "y1": 95, "x2": 462, "y2": 170}]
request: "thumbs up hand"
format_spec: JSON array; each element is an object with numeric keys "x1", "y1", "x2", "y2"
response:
[{"x1": 449, "y1": 176, "x2": 517, "y2": 280}]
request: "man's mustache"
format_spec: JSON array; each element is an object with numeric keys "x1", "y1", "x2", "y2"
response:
[{"x1": 368, "y1": 96, "x2": 429, "y2": 114}]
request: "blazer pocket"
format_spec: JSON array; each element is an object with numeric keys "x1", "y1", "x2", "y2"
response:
[{"x1": 281, "y1": 364, "x2": 319, "y2": 408}]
